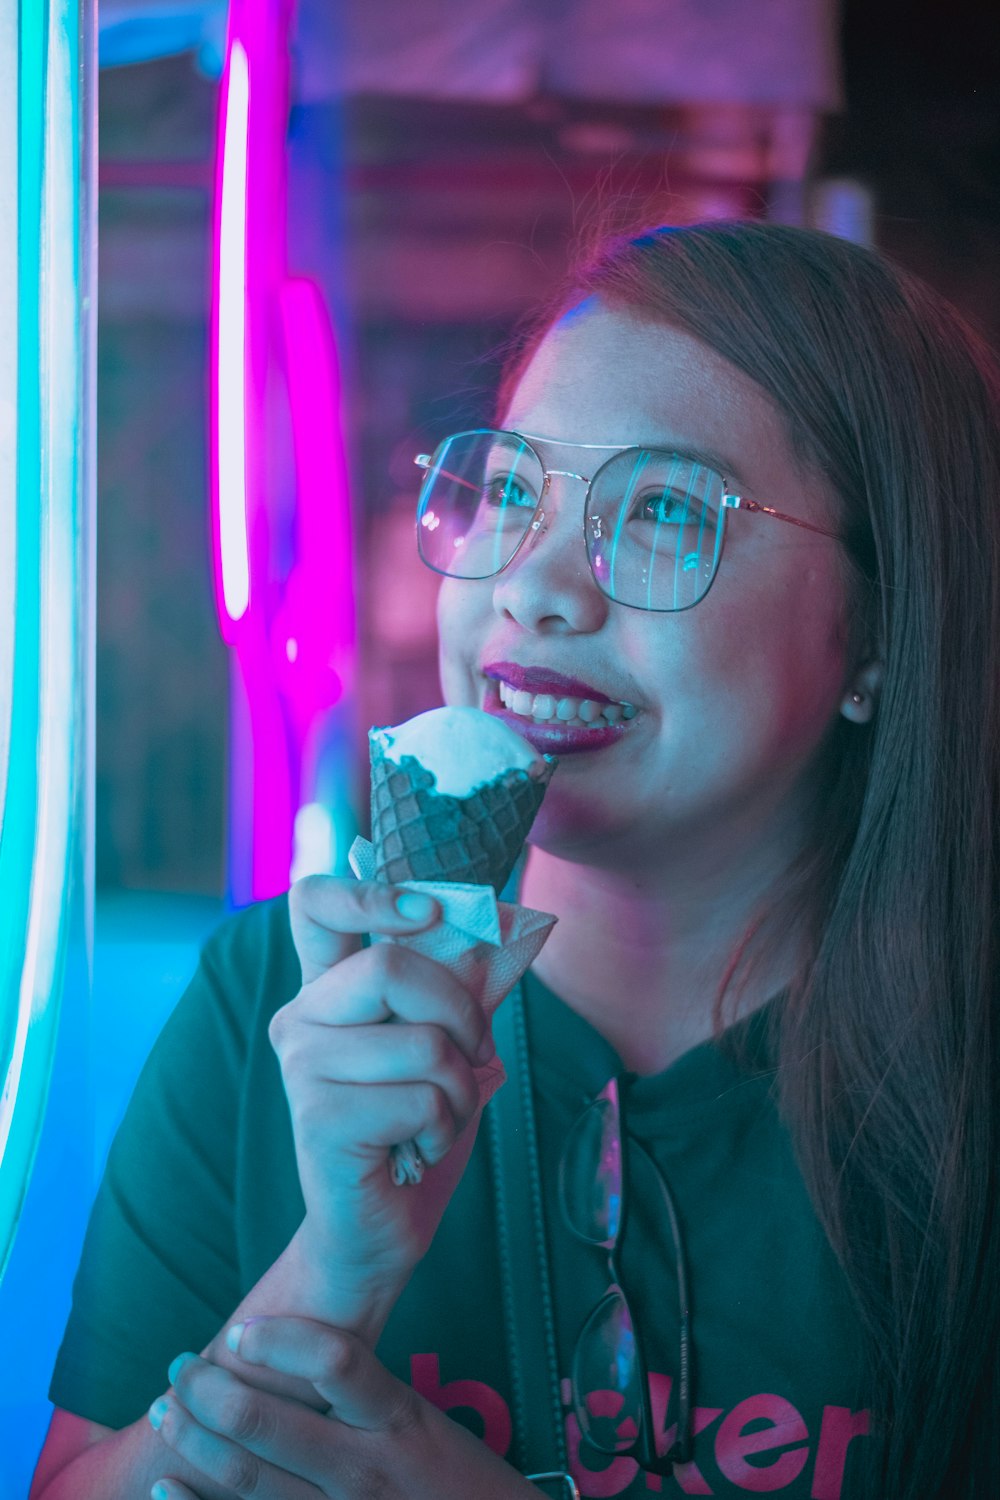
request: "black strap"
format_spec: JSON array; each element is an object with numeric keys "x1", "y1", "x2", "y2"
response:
[{"x1": 488, "y1": 980, "x2": 569, "y2": 1480}]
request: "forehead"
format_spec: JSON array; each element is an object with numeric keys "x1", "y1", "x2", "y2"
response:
[{"x1": 504, "y1": 301, "x2": 796, "y2": 487}]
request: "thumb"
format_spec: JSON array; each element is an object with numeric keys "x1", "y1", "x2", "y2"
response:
[
  {"x1": 230, "y1": 1317, "x2": 412, "y2": 1430},
  {"x1": 288, "y1": 874, "x2": 440, "y2": 985},
  {"x1": 288, "y1": 876, "x2": 357, "y2": 985}
]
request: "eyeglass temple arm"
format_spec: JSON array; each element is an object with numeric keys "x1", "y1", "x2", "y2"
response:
[
  {"x1": 525, "y1": 1473, "x2": 582, "y2": 1498},
  {"x1": 414, "y1": 454, "x2": 484, "y2": 496},
  {"x1": 722, "y1": 494, "x2": 843, "y2": 540}
]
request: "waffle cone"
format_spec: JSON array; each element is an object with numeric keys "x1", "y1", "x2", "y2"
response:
[{"x1": 369, "y1": 735, "x2": 554, "y2": 895}]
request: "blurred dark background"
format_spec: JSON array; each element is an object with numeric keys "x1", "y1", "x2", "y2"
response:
[{"x1": 94, "y1": 0, "x2": 1000, "y2": 897}]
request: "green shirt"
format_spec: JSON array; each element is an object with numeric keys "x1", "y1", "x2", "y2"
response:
[{"x1": 50, "y1": 895, "x2": 872, "y2": 1497}]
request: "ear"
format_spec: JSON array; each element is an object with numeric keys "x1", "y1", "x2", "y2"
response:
[{"x1": 840, "y1": 661, "x2": 884, "y2": 725}]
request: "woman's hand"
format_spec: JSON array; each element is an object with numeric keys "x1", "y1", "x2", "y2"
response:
[
  {"x1": 147, "y1": 1316, "x2": 534, "y2": 1500},
  {"x1": 272, "y1": 876, "x2": 495, "y2": 1326}
]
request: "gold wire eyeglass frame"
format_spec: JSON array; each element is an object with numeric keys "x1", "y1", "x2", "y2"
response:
[{"x1": 414, "y1": 429, "x2": 845, "y2": 612}]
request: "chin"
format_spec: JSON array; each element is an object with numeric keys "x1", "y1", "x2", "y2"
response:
[{"x1": 524, "y1": 792, "x2": 625, "y2": 865}]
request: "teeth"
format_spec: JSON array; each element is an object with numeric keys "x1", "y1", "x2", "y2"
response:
[{"x1": 497, "y1": 679, "x2": 636, "y2": 729}]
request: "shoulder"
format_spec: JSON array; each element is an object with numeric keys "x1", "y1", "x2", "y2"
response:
[
  {"x1": 196, "y1": 892, "x2": 300, "y2": 1027},
  {"x1": 202, "y1": 891, "x2": 295, "y2": 972},
  {"x1": 126, "y1": 894, "x2": 300, "y2": 1091}
]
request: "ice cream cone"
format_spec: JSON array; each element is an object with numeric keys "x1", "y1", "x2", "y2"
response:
[{"x1": 369, "y1": 735, "x2": 554, "y2": 895}]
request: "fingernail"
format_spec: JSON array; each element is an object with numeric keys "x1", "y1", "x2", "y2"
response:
[
  {"x1": 167, "y1": 1351, "x2": 197, "y2": 1385},
  {"x1": 148, "y1": 1397, "x2": 169, "y2": 1432},
  {"x1": 225, "y1": 1321, "x2": 245, "y2": 1354},
  {"x1": 151, "y1": 1485, "x2": 169, "y2": 1500},
  {"x1": 395, "y1": 891, "x2": 437, "y2": 924}
]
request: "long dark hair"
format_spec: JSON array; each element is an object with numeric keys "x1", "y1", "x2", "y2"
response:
[{"x1": 503, "y1": 223, "x2": 1000, "y2": 1496}]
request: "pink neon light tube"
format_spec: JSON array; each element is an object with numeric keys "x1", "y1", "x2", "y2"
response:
[
  {"x1": 212, "y1": 38, "x2": 251, "y2": 631},
  {"x1": 210, "y1": 0, "x2": 356, "y2": 901}
]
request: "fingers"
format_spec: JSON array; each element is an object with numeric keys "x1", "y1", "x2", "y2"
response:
[
  {"x1": 156, "y1": 1327, "x2": 528, "y2": 1500},
  {"x1": 270, "y1": 943, "x2": 491, "y2": 1171},
  {"x1": 229, "y1": 1319, "x2": 419, "y2": 1434},
  {"x1": 289, "y1": 875, "x2": 441, "y2": 985},
  {"x1": 292, "y1": 1022, "x2": 482, "y2": 1128},
  {"x1": 294, "y1": 1079, "x2": 474, "y2": 1171},
  {"x1": 276, "y1": 883, "x2": 493, "y2": 1252},
  {"x1": 274, "y1": 941, "x2": 493, "y2": 1069},
  {"x1": 153, "y1": 1347, "x2": 388, "y2": 1498},
  {"x1": 151, "y1": 1358, "x2": 324, "y2": 1498},
  {"x1": 149, "y1": 1481, "x2": 201, "y2": 1500}
]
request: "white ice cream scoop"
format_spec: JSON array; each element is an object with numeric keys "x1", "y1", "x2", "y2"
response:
[{"x1": 372, "y1": 705, "x2": 548, "y2": 798}]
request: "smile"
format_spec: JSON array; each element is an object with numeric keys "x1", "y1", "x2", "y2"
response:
[{"x1": 497, "y1": 678, "x2": 637, "y2": 730}]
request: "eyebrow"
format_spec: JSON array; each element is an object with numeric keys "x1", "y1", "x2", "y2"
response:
[{"x1": 513, "y1": 430, "x2": 748, "y2": 490}]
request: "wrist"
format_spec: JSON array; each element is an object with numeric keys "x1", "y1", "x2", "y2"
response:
[{"x1": 287, "y1": 1216, "x2": 401, "y2": 1346}]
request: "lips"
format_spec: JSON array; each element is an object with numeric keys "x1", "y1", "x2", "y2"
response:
[
  {"x1": 480, "y1": 660, "x2": 639, "y2": 754},
  {"x1": 482, "y1": 661, "x2": 629, "y2": 707}
]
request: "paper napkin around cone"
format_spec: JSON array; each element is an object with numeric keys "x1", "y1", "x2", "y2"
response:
[{"x1": 349, "y1": 835, "x2": 557, "y2": 1183}]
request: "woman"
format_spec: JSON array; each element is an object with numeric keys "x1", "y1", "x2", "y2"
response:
[{"x1": 32, "y1": 222, "x2": 1000, "y2": 1500}]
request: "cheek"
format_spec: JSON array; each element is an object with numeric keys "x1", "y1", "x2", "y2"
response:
[
  {"x1": 686, "y1": 566, "x2": 849, "y2": 738},
  {"x1": 436, "y1": 579, "x2": 484, "y2": 703}
]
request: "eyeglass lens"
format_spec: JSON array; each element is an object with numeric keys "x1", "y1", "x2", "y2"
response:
[
  {"x1": 560, "y1": 1091, "x2": 622, "y2": 1247},
  {"x1": 560, "y1": 1083, "x2": 647, "y2": 1458},
  {"x1": 416, "y1": 430, "x2": 726, "y2": 610},
  {"x1": 572, "y1": 1287, "x2": 645, "y2": 1455}
]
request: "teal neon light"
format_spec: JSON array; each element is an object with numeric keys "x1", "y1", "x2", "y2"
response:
[
  {"x1": 492, "y1": 435, "x2": 530, "y2": 577},
  {"x1": 606, "y1": 448, "x2": 650, "y2": 602},
  {"x1": 0, "y1": 0, "x2": 91, "y2": 1279}
]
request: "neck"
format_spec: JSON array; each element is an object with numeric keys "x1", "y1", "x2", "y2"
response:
[{"x1": 519, "y1": 831, "x2": 804, "y2": 1074}]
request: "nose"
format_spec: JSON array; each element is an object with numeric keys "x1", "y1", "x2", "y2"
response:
[{"x1": 490, "y1": 471, "x2": 609, "y2": 635}]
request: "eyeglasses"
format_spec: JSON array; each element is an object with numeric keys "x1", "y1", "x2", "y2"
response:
[
  {"x1": 559, "y1": 1076, "x2": 693, "y2": 1475},
  {"x1": 414, "y1": 429, "x2": 844, "y2": 612}
]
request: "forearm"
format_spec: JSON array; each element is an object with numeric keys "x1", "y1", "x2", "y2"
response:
[
  {"x1": 31, "y1": 1415, "x2": 241, "y2": 1500},
  {"x1": 33, "y1": 1222, "x2": 409, "y2": 1499}
]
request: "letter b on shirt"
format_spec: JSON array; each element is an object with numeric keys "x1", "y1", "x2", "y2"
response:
[{"x1": 410, "y1": 1353, "x2": 513, "y2": 1457}]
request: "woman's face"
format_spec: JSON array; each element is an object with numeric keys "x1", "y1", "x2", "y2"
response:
[{"x1": 436, "y1": 301, "x2": 858, "y2": 869}]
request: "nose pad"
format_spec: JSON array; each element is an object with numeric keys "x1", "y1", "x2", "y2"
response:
[
  {"x1": 534, "y1": 472, "x2": 553, "y2": 536},
  {"x1": 524, "y1": 469, "x2": 589, "y2": 550},
  {"x1": 492, "y1": 470, "x2": 608, "y2": 633},
  {"x1": 516, "y1": 470, "x2": 552, "y2": 555},
  {"x1": 511, "y1": 469, "x2": 593, "y2": 575}
]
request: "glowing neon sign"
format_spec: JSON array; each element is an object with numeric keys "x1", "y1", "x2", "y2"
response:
[
  {"x1": 0, "y1": 0, "x2": 93, "y2": 1277},
  {"x1": 214, "y1": 38, "x2": 250, "y2": 628},
  {"x1": 210, "y1": 0, "x2": 356, "y2": 902}
]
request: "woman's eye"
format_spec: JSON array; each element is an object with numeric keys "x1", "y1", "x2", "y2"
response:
[
  {"x1": 634, "y1": 490, "x2": 709, "y2": 525},
  {"x1": 483, "y1": 474, "x2": 535, "y2": 509}
]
